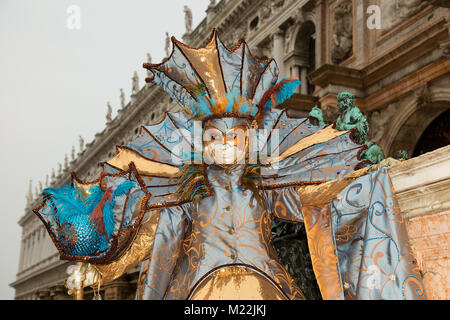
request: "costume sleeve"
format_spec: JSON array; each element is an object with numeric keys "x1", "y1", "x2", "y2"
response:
[
  {"x1": 264, "y1": 186, "x2": 304, "y2": 223},
  {"x1": 94, "y1": 203, "x2": 190, "y2": 298},
  {"x1": 135, "y1": 203, "x2": 191, "y2": 300},
  {"x1": 291, "y1": 167, "x2": 425, "y2": 300}
]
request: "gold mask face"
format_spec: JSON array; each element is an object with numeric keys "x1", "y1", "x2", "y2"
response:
[{"x1": 203, "y1": 118, "x2": 250, "y2": 167}]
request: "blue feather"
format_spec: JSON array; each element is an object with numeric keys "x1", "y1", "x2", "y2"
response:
[
  {"x1": 85, "y1": 186, "x2": 104, "y2": 212},
  {"x1": 264, "y1": 79, "x2": 301, "y2": 108},
  {"x1": 113, "y1": 180, "x2": 137, "y2": 197},
  {"x1": 225, "y1": 95, "x2": 234, "y2": 112},
  {"x1": 42, "y1": 185, "x2": 88, "y2": 225},
  {"x1": 98, "y1": 235, "x2": 109, "y2": 252},
  {"x1": 250, "y1": 104, "x2": 258, "y2": 117},
  {"x1": 96, "y1": 180, "x2": 137, "y2": 239},
  {"x1": 239, "y1": 101, "x2": 250, "y2": 114},
  {"x1": 197, "y1": 96, "x2": 213, "y2": 116},
  {"x1": 102, "y1": 200, "x2": 116, "y2": 239}
]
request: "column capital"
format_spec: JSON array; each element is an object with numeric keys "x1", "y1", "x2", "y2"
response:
[
  {"x1": 315, "y1": 0, "x2": 325, "y2": 7},
  {"x1": 273, "y1": 29, "x2": 285, "y2": 38}
]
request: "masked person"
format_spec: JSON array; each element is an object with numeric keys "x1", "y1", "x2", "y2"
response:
[{"x1": 35, "y1": 30, "x2": 425, "y2": 300}]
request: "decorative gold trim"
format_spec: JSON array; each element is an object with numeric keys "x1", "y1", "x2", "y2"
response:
[
  {"x1": 107, "y1": 146, "x2": 180, "y2": 178},
  {"x1": 95, "y1": 210, "x2": 161, "y2": 284},
  {"x1": 297, "y1": 167, "x2": 369, "y2": 206},
  {"x1": 269, "y1": 125, "x2": 349, "y2": 163},
  {"x1": 188, "y1": 264, "x2": 290, "y2": 300}
]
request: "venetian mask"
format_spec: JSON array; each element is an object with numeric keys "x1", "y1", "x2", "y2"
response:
[{"x1": 203, "y1": 117, "x2": 251, "y2": 167}]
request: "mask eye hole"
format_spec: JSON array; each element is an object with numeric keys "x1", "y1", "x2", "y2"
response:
[
  {"x1": 226, "y1": 133, "x2": 238, "y2": 142},
  {"x1": 204, "y1": 128, "x2": 223, "y2": 144}
]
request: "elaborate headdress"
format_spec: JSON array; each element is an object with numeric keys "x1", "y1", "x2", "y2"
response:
[{"x1": 143, "y1": 29, "x2": 300, "y2": 124}]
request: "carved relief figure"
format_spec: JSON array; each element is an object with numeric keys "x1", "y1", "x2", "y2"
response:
[
  {"x1": 271, "y1": 0, "x2": 285, "y2": 9},
  {"x1": 260, "y1": 3, "x2": 272, "y2": 21},
  {"x1": 331, "y1": 0, "x2": 353, "y2": 64},
  {"x1": 380, "y1": 0, "x2": 428, "y2": 31},
  {"x1": 284, "y1": 23, "x2": 296, "y2": 53}
]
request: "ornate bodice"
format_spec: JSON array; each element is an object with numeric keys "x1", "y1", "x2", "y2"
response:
[{"x1": 164, "y1": 164, "x2": 304, "y2": 300}]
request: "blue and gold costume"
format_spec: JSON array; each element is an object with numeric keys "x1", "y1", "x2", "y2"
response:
[{"x1": 34, "y1": 30, "x2": 425, "y2": 300}]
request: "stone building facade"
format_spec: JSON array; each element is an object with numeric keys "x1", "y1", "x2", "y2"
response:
[{"x1": 11, "y1": 0, "x2": 450, "y2": 300}]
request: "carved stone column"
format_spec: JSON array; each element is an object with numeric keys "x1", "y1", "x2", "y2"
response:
[
  {"x1": 18, "y1": 239, "x2": 25, "y2": 272},
  {"x1": 314, "y1": 0, "x2": 326, "y2": 68},
  {"x1": 273, "y1": 31, "x2": 285, "y2": 77},
  {"x1": 30, "y1": 230, "x2": 37, "y2": 268},
  {"x1": 291, "y1": 64, "x2": 301, "y2": 93},
  {"x1": 300, "y1": 67, "x2": 308, "y2": 95},
  {"x1": 22, "y1": 237, "x2": 28, "y2": 271}
]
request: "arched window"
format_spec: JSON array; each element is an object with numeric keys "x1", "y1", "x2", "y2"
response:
[
  {"x1": 413, "y1": 109, "x2": 450, "y2": 157},
  {"x1": 292, "y1": 21, "x2": 316, "y2": 95}
]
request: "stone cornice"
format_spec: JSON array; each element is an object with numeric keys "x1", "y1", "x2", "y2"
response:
[
  {"x1": 308, "y1": 8, "x2": 449, "y2": 110},
  {"x1": 364, "y1": 12, "x2": 449, "y2": 87},
  {"x1": 363, "y1": 58, "x2": 450, "y2": 111},
  {"x1": 188, "y1": 0, "x2": 250, "y2": 47},
  {"x1": 309, "y1": 56, "x2": 450, "y2": 111},
  {"x1": 279, "y1": 93, "x2": 319, "y2": 111},
  {"x1": 67, "y1": 85, "x2": 166, "y2": 180},
  {"x1": 10, "y1": 255, "x2": 68, "y2": 288},
  {"x1": 389, "y1": 145, "x2": 450, "y2": 194},
  {"x1": 388, "y1": 145, "x2": 450, "y2": 219},
  {"x1": 188, "y1": 0, "x2": 309, "y2": 49},
  {"x1": 307, "y1": 64, "x2": 364, "y2": 89}
]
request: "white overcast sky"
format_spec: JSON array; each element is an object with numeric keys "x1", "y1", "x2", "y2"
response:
[{"x1": 0, "y1": 0, "x2": 210, "y2": 299}]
